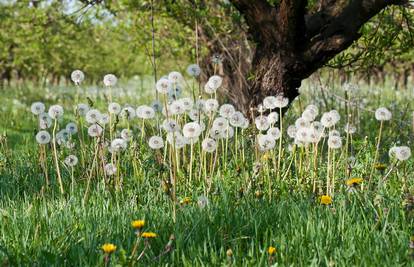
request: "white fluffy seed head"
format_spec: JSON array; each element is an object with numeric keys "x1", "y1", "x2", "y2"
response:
[
  {"x1": 168, "y1": 71, "x2": 183, "y2": 84},
  {"x1": 120, "y1": 106, "x2": 136, "y2": 120},
  {"x1": 344, "y1": 123, "x2": 356, "y2": 134},
  {"x1": 71, "y1": 70, "x2": 85, "y2": 84},
  {"x1": 31, "y1": 102, "x2": 45, "y2": 115},
  {"x1": 36, "y1": 130, "x2": 51, "y2": 144},
  {"x1": 255, "y1": 116, "x2": 270, "y2": 131},
  {"x1": 48, "y1": 105, "x2": 64, "y2": 119},
  {"x1": 390, "y1": 146, "x2": 411, "y2": 161},
  {"x1": 207, "y1": 75, "x2": 222, "y2": 90},
  {"x1": 136, "y1": 105, "x2": 155, "y2": 119},
  {"x1": 267, "y1": 112, "x2": 279, "y2": 125},
  {"x1": 257, "y1": 134, "x2": 275, "y2": 151},
  {"x1": 274, "y1": 95, "x2": 289, "y2": 108},
  {"x1": 104, "y1": 163, "x2": 117, "y2": 176},
  {"x1": 76, "y1": 103, "x2": 89, "y2": 116},
  {"x1": 156, "y1": 78, "x2": 171, "y2": 94},
  {"x1": 263, "y1": 96, "x2": 277, "y2": 110},
  {"x1": 64, "y1": 155, "x2": 78, "y2": 167},
  {"x1": 328, "y1": 136, "x2": 342, "y2": 149},
  {"x1": 183, "y1": 122, "x2": 202, "y2": 139},
  {"x1": 287, "y1": 125, "x2": 297, "y2": 139},
  {"x1": 87, "y1": 124, "x2": 103, "y2": 137},
  {"x1": 85, "y1": 109, "x2": 102, "y2": 124},
  {"x1": 111, "y1": 138, "x2": 127, "y2": 152},
  {"x1": 120, "y1": 128, "x2": 133, "y2": 141},
  {"x1": 267, "y1": 127, "x2": 281, "y2": 140},
  {"x1": 219, "y1": 104, "x2": 235, "y2": 118},
  {"x1": 108, "y1": 102, "x2": 121, "y2": 115},
  {"x1": 187, "y1": 64, "x2": 201, "y2": 77},
  {"x1": 202, "y1": 138, "x2": 217, "y2": 153},
  {"x1": 375, "y1": 107, "x2": 392, "y2": 121},
  {"x1": 103, "y1": 74, "x2": 117, "y2": 87},
  {"x1": 66, "y1": 122, "x2": 78, "y2": 134},
  {"x1": 162, "y1": 119, "x2": 179, "y2": 133},
  {"x1": 204, "y1": 98, "x2": 219, "y2": 114},
  {"x1": 149, "y1": 136, "x2": 164, "y2": 149},
  {"x1": 229, "y1": 111, "x2": 245, "y2": 127}
]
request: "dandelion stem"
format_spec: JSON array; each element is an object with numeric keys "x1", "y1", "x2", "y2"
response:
[{"x1": 52, "y1": 119, "x2": 64, "y2": 195}]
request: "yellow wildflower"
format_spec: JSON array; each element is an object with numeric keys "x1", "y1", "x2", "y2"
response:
[
  {"x1": 346, "y1": 178, "x2": 363, "y2": 186},
  {"x1": 101, "y1": 243, "x2": 117, "y2": 254},
  {"x1": 268, "y1": 246, "x2": 276, "y2": 255},
  {"x1": 141, "y1": 232, "x2": 157, "y2": 238},
  {"x1": 262, "y1": 153, "x2": 270, "y2": 161},
  {"x1": 131, "y1": 220, "x2": 145, "y2": 230},
  {"x1": 374, "y1": 163, "x2": 387, "y2": 171},
  {"x1": 320, "y1": 195, "x2": 332, "y2": 205},
  {"x1": 180, "y1": 197, "x2": 191, "y2": 205}
]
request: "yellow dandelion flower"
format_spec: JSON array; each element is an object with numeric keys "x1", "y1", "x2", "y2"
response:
[
  {"x1": 346, "y1": 177, "x2": 363, "y2": 186},
  {"x1": 131, "y1": 220, "x2": 145, "y2": 230},
  {"x1": 320, "y1": 195, "x2": 332, "y2": 205},
  {"x1": 141, "y1": 232, "x2": 157, "y2": 238},
  {"x1": 180, "y1": 197, "x2": 191, "y2": 205},
  {"x1": 226, "y1": 248, "x2": 233, "y2": 257},
  {"x1": 101, "y1": 243, "x2": 117, "y2": 254},
  {"x1": 374, "y1": 163, "x2": 387, "y2": 171},
  {"x1": 262, "y1": 153, "x2": 270, "y2": 161},
  {"x1": 268, "y1": 246, "x2": 276, "y2": 255}
]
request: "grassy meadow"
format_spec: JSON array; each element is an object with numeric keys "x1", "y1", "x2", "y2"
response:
[{"x1": 0, "y1": 77, "x2": 413, "y2": 266}]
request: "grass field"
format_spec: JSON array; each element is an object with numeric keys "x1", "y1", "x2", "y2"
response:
[{"x1": 0, "y1": 79, "x2": 413, "y2": 266}]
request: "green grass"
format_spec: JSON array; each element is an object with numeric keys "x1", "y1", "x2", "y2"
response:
[{"x1": 0, "y1": 82, "x2": 413, "y2": 266}]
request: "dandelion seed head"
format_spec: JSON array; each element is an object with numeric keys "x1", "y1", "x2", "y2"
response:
[
  {"x1": 183, "y1": 122, "x2": 202, "y2": 139},
  {"x1": 255, "y1": 115, "x2": 270, "y2": 131},
  {"x1": 87, "y1": 124, "x2": 103, "y2": 137},
  {"x1": 204, "y1": 98, "x2": 219, "y2": 113},
  {"x1": 76, "y1": 103, "x2": 89, "y2": 116},
  {"x1": 328, "y1": 135, "x2": 342, "y2": 149},
  {"x1": 103, "y1": 74, "x2": 117, "y2": 87},
  {"x1": 156, "y1": 78, "x2": 171, "y2": 94},
  {"x1": 120, "y1": 129, "x2": 133, "y2": 141},
  {"x1": 65, "y1": 122, "x2": 78, "y2": 134},
  {"x1": 263, "y1": 96, "x2": 277, "y2": 110},
  {"x1": 31, "y1": 102, "x2": 45, "y2": 115},
  {"x1": 187, "y1": 64, "x2": 201, "y2": 77},
  {"x1": 258, "y1": 134, "x2": 275, "y2": 151},
  {"x1": 104, "y1": 163, "x2": 117, "y2": 176},
  {"x1": 267, "y1": 127, "x2": 281, "y2": 140},
  {"x1": 136, "y1": 105, "x2": 155, "y2": 119},
  {"x1": 168, "y1": 71, "x2": 183, "y2": 84},
  {"x1": 375, "y1": 107, "x2": 392, "y2": 121},
  {"x1": 48, "y1": 105, "x2": 64, "y2": 119},
  {"x1": 162, "y1": 119, "x2": 180, "y2": 133},
  {"x1": 71, "y1": 70, "x2": 85, "y2": 84},
  {"x1": 149, "y1": 136, "x2": 164, "y2": 149},
  {"x1": 64, "y1": 155, "x2": 78, "y2": 167},
  {"x1": 274, "y1": 95, "x2": 289, "y2": 108},
  {"x1": 120, "y1": 106, "x2": 136, "y2": 120},
  {"x1": 36, "y1": 130, "x2": 51, "y2": 144},
  {"x1": 202, "y1": 138, "x2": 217, "y2": 153},
  {"x1": 108, "y1": 102, "x2": 121, "y2": 115},
  {"x1": 213, "y1": 117, "x2": 229, "y2": 130},
  {"x1": 229, "y1": 111, "x2": 244, "y2": 127},
  {"x1": 267, "y1": 112, "x2": 279, "y2": 124},
  {"x1": 85, "y1": 109, "x2": 102, "y2": 124}
]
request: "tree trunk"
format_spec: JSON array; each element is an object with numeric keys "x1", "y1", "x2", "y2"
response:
[
  {"x1": 241, "y1": 47, "x2": 303, "y2": 114},
  {"x1": 227, "y1": 0, "x2": 406, "y2": 115}
]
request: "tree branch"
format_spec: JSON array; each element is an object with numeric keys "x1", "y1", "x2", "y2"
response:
[
  {"x1": 229, "y1": 0, "x2": 278, "y2": 43},
  {"x1": 277, "y1": 0, "x2": 308, "y2": 48},
  {"x1": 303, "y1": 0, "x2": 408, "y2": 71}
]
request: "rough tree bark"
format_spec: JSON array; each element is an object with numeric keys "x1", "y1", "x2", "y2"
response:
[{"x1": 228, "y1": 0, "x2": 408, "y2": 115}]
